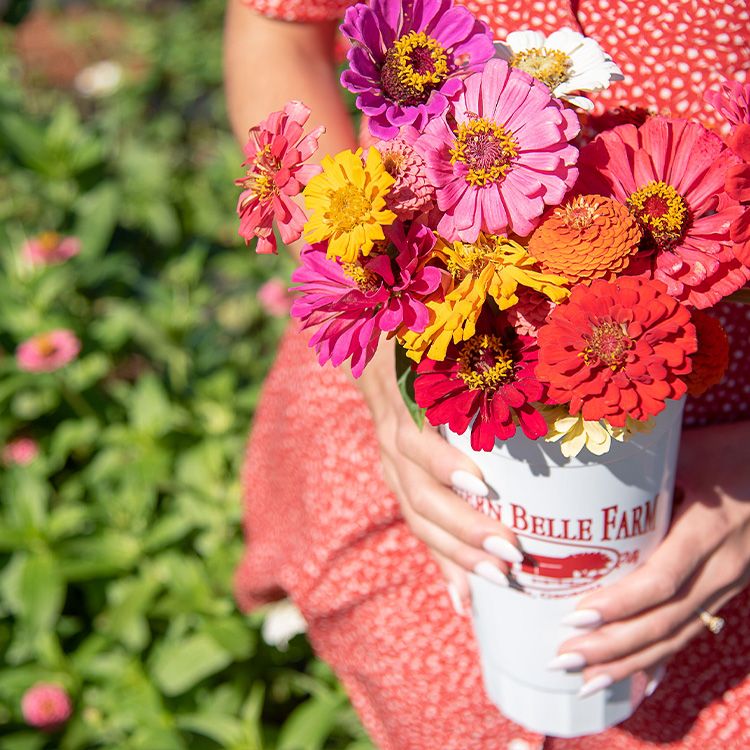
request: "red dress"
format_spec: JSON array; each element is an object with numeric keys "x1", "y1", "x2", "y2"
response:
[{"x1": 234, "y1": 1, "x2": 750, "y2": 747}]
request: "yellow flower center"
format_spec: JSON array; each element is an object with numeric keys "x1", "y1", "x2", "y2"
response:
[
  {"x1": 555, "y1": 196, "x2": 601, "y2": 230},
  {"x1": 583, "y1": 321, "x2": 632, "y2": 368},
  {"x1": 342, "y1": 260, "x2": 380, "y2": 291},
  {"x1": 626, "y1": 181, "x2": 690, "y2": 252},
  {"x1": 450, "y1": 118, "x2": 519, "y2": 186},
  {"x1": 35, "y1": 334, "x2": 58, "y2": 357},
  {"x1": 381, "y1": 31, "x2": 449, "y2": 105},
  {"x1": 381, "y1": 149, "x2": 406, "y2": 177},
  {"x1": 39, "y1": 231, "x2": 62, "y2": 252},
  {"x1": 458, "y1": 334, "x2": 516, "y2": 391},
  {"x1": 328, "y1": 184, "x2": 373, "y2": 231},
  {"x1": 444, "y1": 239, "x2": 493, "y2": 280},
  {"x1": 240, "y1": 145, "x2": 277, "y2": 202},
  {"x1": 509, "y1": 47, "x2": 572, "y2": 90}
]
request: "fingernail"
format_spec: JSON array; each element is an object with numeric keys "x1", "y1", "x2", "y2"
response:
[
  {"x1": 451, "y1": 470, "x2": 489, "y2": 497},
  {"x1": 560, "y1": 609, "x2": 603, "y2": 628},
  {"x1": 645, "y1": 665, "x2": 666, "y2": 697},
  {"x1": 483, "y1": 535, "x2": 524, "y2": 564},
  {"x1": 546, "y1": 652, "x2": 587, "y2": 671},
  {"x1": 577, "y1": 674, "x2": 613, "y2": 699},
  {"x1": 447, "y1": 583, "x2": 465, "y2": 616},
  {"x1": 474, "y1": 560, "x2": 509, "y2": 587}
]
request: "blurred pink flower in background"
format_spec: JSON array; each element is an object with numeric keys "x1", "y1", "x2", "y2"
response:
[
  {"x1": 21, "y1": 683, "x2": 73, "y2": 731},
  {"x1": 2, "y1": 437, "x2": 39, "y2": 466},
  {"x1": 22, "y1": 232, "x2": 81, "y2": 267},
  {"x1": 16, "y1": 330, "x2": 82, "y2": 373},
  {"x1": 257, "y1": 278, "x2": 293, "y2": 317}
]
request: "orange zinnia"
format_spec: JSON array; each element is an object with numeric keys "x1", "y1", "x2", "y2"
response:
[
  {"x1": 683, "y1": 310, "x2": 730, "y2": 396},
  {"x1": 527, "y1": 194, "x2": 641, "y2": 284}
]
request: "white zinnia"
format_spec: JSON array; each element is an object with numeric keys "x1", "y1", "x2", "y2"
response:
[{"x1": 494, "y1": 28, "x2": 623, "y2": 111}]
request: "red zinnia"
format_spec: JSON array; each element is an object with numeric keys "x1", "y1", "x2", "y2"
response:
[
  {"x1": 535, "y1": 277, "x2": 697, "y2": 426},
  {"x1": 414, "y1": 315, "x2": 548, "y2": 451},
  {"x1": 682, "y1": 309, "x2": 730, "y2": 397}
]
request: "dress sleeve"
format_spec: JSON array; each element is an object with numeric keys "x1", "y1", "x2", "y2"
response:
[{"x1": 239, "y1": 0, "x2": 358, "y2": 22}]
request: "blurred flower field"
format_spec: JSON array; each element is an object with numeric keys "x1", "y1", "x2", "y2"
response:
[{"x1": 0, "y1": 1, "x2": 372, "y2": 747}]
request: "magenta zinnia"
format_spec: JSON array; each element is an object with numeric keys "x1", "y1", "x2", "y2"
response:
[
  {"x1": 414, "y1": 315, "x2": 548, "y2": 451},
  {"x1": 291, "y1": 221, "x2": 442, "y2": 377},
  {"x1": 340, "y1": 0, "x2": 495, "y2": 140},
  {"x1": 535, "y1": 277, "x2": 697, "y2": 426},
  {"x1": 415, "y1": 59, "x2": 580, "y2": 242},
  {"x1": 235, "y1": 101, "x2": 324, "y2": 254},
  {"x1": 575, "y1": 116, "x2": 750, "y2": 308}
]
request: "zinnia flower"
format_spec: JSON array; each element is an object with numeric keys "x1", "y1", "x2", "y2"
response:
[
  {"x1": 506, "y1": 289, "x2": 556, "y2": 337},
  {"x1": 527, "y1": 194, "x2": 642, "y2": 283},
  {"x1": 291, "y1": 221, "x2": 442, "y2": 377},
  {"x1": 2, "y1": 437, "x2": 39, "y2": 466},
  {"x1": 22, "y1": 232, "x2": 81, "y2": 267},
  {"x1": 415, "y1": 58, "x2": 579, "y2": 242},
  {"x1": 303, "y1": 147, "x2": 396, "y2": 263},
  {"x1": 257, "y1": 278, "x2": 293, "y2": 317},
  {"x1": 414, "y1": 315, "x2": 548, "y2": 451},
  {"x1": 704, "y1": 80, "x2": 750, "y2": 132},
  {"x1": 340, "y1": 0, "x2": 495, "y2": 140},
  {"x1": 236, "y1": 101, "x2": 325, "y2": 254},
  {"x1": 494, "y1": 28, "x2": 623, "y2": 111},
  {"x1": 16, "y1": 330, "x2": 82, "y2": 373},
  {"x1": 575, "y1": 116, "x2": 750, "y2": 308},
  {"x1": 374, "y1": 126, "x2": 435, "y2": 219},
  {"x1": 21, "y1": 683, "x2": 73, "y2": 731},
  {"x1": 400, "y1": 233, "x2": 569, "y2": 362},
  {"x1": 535, "y1": 277, "x2": 697, "y2": 426},
  {"x1": 682, "y1": 309, "x2": 730, "y2": 397}
]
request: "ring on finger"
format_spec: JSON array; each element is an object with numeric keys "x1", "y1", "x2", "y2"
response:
[{"x1": 697, "y1": 607, "x2": 725, "y2": 635}]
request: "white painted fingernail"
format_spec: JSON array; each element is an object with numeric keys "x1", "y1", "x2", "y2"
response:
[
  {"x1": 450, "y1": 470, "x2": 489, "y2": 497},
  {"x1": 545, "y1": 652, "x2": 587, "y2": 671},
  {"x1": 447, "y1": 583, "x2": 465, "y2": 616},
  {"x1": 474, "y1": 560, "x2": 509, "y2": 587},
  {"x1": 560, "y1": 609, "x2": 603, "y2": 628},
  {"x1": 483, "y1": 535, "x2": 524, "y2": 564},
  {"x1": 577, "y1": 674, "x2": 613, "y2": 699},
  {"x1": 645, "y1": 665, "x2": 666, "y2": 697}
]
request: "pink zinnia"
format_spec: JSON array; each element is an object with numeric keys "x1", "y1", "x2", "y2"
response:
[
  {"x1": 16, "y1": 329, "x2": 82, "y2": 373},
  {"x1": 291, "y1": 221, "x2": 443, "y2": 377},
  {"x1": 704, "y1": 80, "x2": 750, "y2": 132},
  {"x1": 414, "y1": 58, "x2": 580, "y2": 243},
  {"x1": 506, "y1": 290, "x2": 556, "y2": 337},
  {"x1": 414, "y1": 313, "x2": 549, "y2": 451},
  {"x1": 22, "y1": 232, "x2": 81, "y2": 267},
  {"x1": 374, "y1": 126, "x2": 435, "y2": 220},
  {"x1": 235, "y1": 101, "x2": 324, "y2": 255},
  {"x1": 21, "y1": 683, "x2": 73, "y2": 731},
  {"x1": 576, "y1": 116, "x2": 750, "y2": 309},
  {"x1": 2, "y1": 437, "x2": 39, "y2": 466},
  {"x1": 257, "y1": 278, "x2": 293, "y2": 317}
]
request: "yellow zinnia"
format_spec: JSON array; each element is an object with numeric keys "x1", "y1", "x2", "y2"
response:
[
  {"x1": 400, "y1": 234, "x2": 570, "y2": 362},
  {"x1": 303, "y1": 147, "x2": 396, "y2": 263}
]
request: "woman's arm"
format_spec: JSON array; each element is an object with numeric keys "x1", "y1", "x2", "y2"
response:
[{"x1": 223, "y1": 0, "x2": 523, "y2": 605}]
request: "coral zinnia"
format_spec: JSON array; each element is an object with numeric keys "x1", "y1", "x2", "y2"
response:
[
  {"x1": 22, "y1": 232, "x2": 81, "y2": 267},
  {"x1": 304, "y1": 147, "x2": 396, "y2": 263},
  {"x1": 374, "y1": 126, "x2": 435, "y2": 219},
  {"x1": 400, "y1": 233, "x2": 569, "y2": 362},
  {"x1": 575, "y1": 116, "x2": 750, "y2": 308},
  {"x1": 535, "y1": 277, "x2": 697, "y2": 426},
  {"x1": 704, "y1": 80, "x2": 750, "y2": 132},
  {"x1": 415, "y1": 58, "x2": 579, "y2": 242},
  {"x1": 414, "y1": 315, "x2": 548, "y2": 451},
  {"x1": 682, "y1": 309, "x2": 730, "y2": 397},
  {"x1": 235, "y1": 101, "x2": 325, "y2": 255},
  {"x1": 291, "y1": 221, "x2": 442, "y2": 377},
  {"x1": 527, "y1": 194, "x2": 642, "y2": 283},
  {"x1": 340, "y1": 0, "x2": 495, "y2": 140},
  {"x1": 494, "y1": 28, "x2": 623, "y2": 112}
]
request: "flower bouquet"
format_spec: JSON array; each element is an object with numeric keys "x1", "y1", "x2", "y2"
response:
[{"x1": 234, "y1": 0, "x2": 750, "y2": 736}]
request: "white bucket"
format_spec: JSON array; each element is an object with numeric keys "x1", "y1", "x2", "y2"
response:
[{"x1": 443, "y1": 397, "x2": 685, "y2": 737}]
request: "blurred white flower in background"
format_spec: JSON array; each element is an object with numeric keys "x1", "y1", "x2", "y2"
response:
[
  {"x1": 74, "y1": 60, "x2": 123, "y2": 98},
  {"x1": 261, "y1": 599, "x2": 307, "y2": 650}
]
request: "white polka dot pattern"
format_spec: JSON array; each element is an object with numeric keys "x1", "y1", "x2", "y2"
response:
[{"x1": 235, "y1": 1, "x2": 750, "y2": 747}]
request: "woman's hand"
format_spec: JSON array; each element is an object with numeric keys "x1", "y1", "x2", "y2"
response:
[
  {"x1": 551, "y1": 418, "x2": 750, "y2": 697},
  {"x1": 353, "y1": 337, "x2": 524, "y2": 609}
]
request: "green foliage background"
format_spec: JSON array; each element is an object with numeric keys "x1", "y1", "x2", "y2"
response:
[{"x1": 0, "y1": 1, "x2": 372, "y2": 747}]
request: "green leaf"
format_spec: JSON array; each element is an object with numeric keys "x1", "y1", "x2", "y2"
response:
[
  {"x1": 0, "y1": 731, "x2": 48, "y2": 750},
  {"x1": 276, "y1": 690, "x2": 349, "y2": 750},
  {"x1": 148, "y1": 632, "x2": 233, "y2": 696},
  {"x1": 395, "y1": 344, "x2": 426, "y2": 430},
  {"x1": 128, "y1": 374, "x2": 175, "y2": 436},
  {"x1": 202, "y1": 616, "x2": 256, "y2": 660},
  {"x1": 175, "y1": 711, "x2": 244, "y2": 747},
  {"x1": 73, "y1": 182, "x2": 121, "y2": 261}
]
